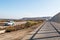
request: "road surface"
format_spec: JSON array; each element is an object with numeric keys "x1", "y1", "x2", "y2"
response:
[{"x1": 22, "y1": 22, "x2": 60, "y2": 40}]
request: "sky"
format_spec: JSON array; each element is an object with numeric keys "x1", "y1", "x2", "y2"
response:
[{"x1": 0, "y1": 0, "x2": 60, "y2": 19}]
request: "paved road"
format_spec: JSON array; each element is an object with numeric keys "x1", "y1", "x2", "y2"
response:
[
  {"x1": 29, "y1": 22, "x2": 60, "y2": 40},
  {"x1": 31, "y1": 22, "x2": 60, "y2": 40},
  {"x1": 23, "y1": 22, "x2": 60, "y2": 40}
]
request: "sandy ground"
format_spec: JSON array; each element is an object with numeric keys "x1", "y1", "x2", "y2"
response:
[
  {"x1": 0, "y1": 29, "x2": 31, "y2": 40},
  {"x1": 14, "y1": 21, "x2": 26, "y2": 26},
  {"x1": 0, "y1": 23, "x2": 42, "y2": 40}
]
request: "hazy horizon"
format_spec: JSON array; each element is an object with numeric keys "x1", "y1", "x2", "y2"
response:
[{"x1": 0, "y1": 0, "x2": 60, "y2": 19}]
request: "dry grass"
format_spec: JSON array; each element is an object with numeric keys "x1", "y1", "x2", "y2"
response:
[
  {"x1": 4, "y1": 20, "x2": 43, "y2": 32},
  {"x1": 24, "y1": 21, "x2": 38, "y2": 27},
  {"x1": 5, "y1": 26, "x2": 16, "y2": 32}
]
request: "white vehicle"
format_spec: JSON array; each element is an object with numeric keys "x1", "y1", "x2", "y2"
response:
[{"x1": 5, "y1": 21, "x2": 15, "y2": 26}]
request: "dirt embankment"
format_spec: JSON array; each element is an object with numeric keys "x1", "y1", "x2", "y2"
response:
[{"x1": 0, "y1": 22, "x2": 43, "y2": 40}]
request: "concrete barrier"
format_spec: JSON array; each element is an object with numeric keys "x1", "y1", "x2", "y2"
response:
[{"x1": 50, "y1": 12, "x2": 60, "y2": 23}]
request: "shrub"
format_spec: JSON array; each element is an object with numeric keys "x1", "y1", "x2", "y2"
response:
[
  {"x1": 25, "y1": 21, "x2": 31, "y2": 28},
  {"x1": 14, "y1": 24, "x2": 25, "y2": 30},
  {"x1": 0, "y1": 28, "x2": 4, "y2": 30},
  {"x1": 25, "y1": 21, "x2": 38, "y2": 28},
  {"x1": 5, "y1": 26, "x2": 16, "y2": 32}
]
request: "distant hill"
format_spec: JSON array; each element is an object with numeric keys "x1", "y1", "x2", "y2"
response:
[
  {"x1": 20, "y1": 17, "x2": 51, "y2": 21},
  {"x1": 0, "y1": 17, "x2": 51, "y2": 21}
]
